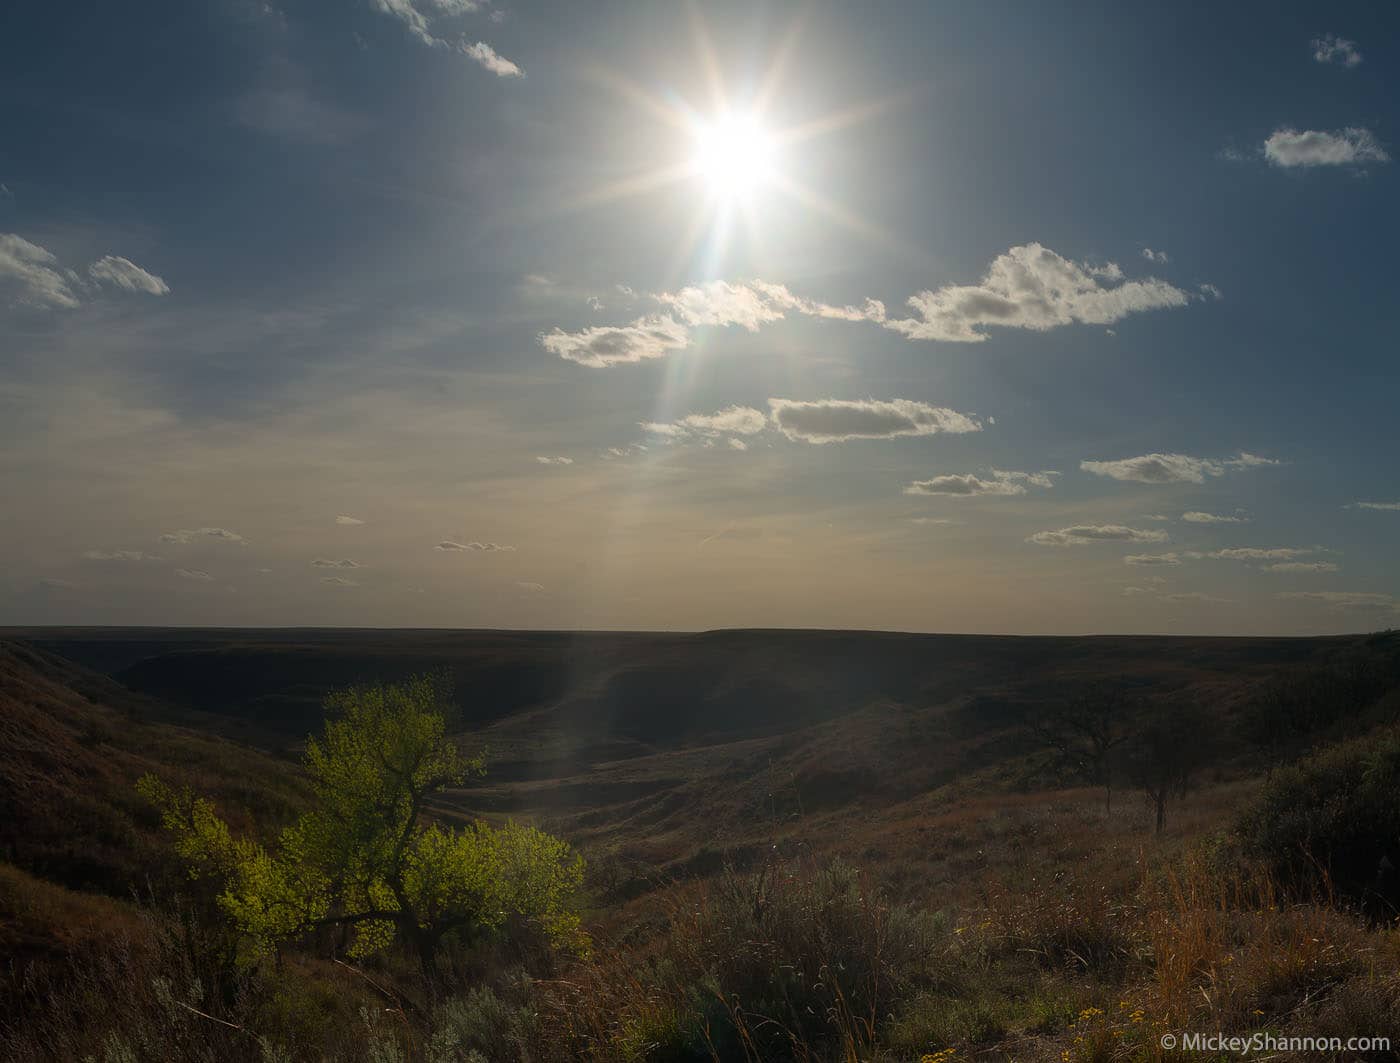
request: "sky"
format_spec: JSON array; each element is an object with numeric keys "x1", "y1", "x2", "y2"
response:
[{"x1": 1, "y1": 0, "x2": 1398, "y2": 635}]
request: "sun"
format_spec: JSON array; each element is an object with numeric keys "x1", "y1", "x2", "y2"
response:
[{"x1": 691, "y1": 112, "x2": 778, "y2": 199}]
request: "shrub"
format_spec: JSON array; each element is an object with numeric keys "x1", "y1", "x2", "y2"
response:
[{"x1": 1236, "y1": 728, "x2": 1400, "y2": 911}]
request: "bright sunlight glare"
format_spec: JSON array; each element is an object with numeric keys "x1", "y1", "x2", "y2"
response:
[{"x1": 692, "y1": 113, "x2": 777, "y2": 197}]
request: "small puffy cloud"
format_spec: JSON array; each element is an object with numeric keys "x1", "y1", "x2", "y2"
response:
[
  {"x1": 1277, "y1": 591, "x2": 1398, "y2": 612},
  {"x1": 311, "y1": 558, "x2": 361, "y2": 568},
  {"x1": 535, "y1": 456, "x2": 574, "y2": 465},
  {"x1": 462, "y1": 40, "x2": 522, "y2": 77},
  {"x1": 336, "y1": 515, "x2": 366, "y2": 525},
  {"x1": 175, "y1": 568, "x2": 214, "y2": 581},
  {"x1": 1029, "y1": 525, "x2": 1169, "y2": 546},
  {"x1": 904, "y1": 469, "x2": 1057, "y2": 498},
  {"x1": 1199, "y1": 283, "x2": 1223, "y2": 300},
  {"x1": 320, "y1": 576, "x2": 358, "y2": 586},
  {"x1": 727, "y1": 437, "x2": 748, "y2": 451},
  {"x1": 769, "y1": 398, "x2": 981, "y2": 444},
  {"x1": 540, "y1": 315, "x2": 689, "y2": 368},
  {"x1": 516, "y1": 581, "x2": 545, "y2": 593},
  {"x1": 160, "y1": 527, "x2": 248, "y2": 545},
  {"x1": 1124, "y1": 552, "x2": 1183, "y2": 566},
  {"x1": 680, "y1": 406, "x2": 769, "y2": 435},
  {"x1": 1348, "y1": 501, "x2": 1400, "y2": 511},
  {"x1": 435, "y1": 540, "x2": 514, "y2": 551},
  {"x1": 886, "y1": 243, "x2": 1193, "y2": 343},
  {"x1": 1182, "y1": 511, "x2": 1249, "y2": 524},
  {"x1": 82, "y1": 550, "x2": 160, "y2": 561},
  {"x1": 88, "y1": 255, "x2": 170, "y2": 295},
  {"x1": 1264, "y1": 128, "x2": 1388, "y2": 168},
  {"x1": 1263, "y1": 561, "x2": 1339, "y2": 573},
  {"x1": 0, "y1": 233, "x2": 81, "y2": 308},
  {"x1": 1080, "y1": 451, "x2": 1277, "y2": 484},
  {"x1": 1312, "y1": 34, "x2": 1362, "y2": 67},
  {"x1": 1141, "y1": 248, "x2": 1169, "y2": 264}
]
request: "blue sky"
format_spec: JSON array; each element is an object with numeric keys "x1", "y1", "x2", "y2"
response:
[{"x1": 2, "y1": 0, "x2": 1397, "y2": 633}]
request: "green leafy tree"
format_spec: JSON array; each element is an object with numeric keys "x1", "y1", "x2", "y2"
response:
[{"x1": 139, "y1": 675, "x2": 585, "y2": 974}]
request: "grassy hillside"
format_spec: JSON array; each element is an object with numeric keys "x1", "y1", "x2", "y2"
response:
[{"x1": 3, "y1": 628, "x2": 1400, "y2": 1060}]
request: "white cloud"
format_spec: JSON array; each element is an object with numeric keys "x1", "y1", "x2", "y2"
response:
[
  {"x1": 1181, "y1": 511, "x2": 1249, "y2": 524},
  {"x1": 1312, "y1": 34, "x2": 1362, "y2": 67},
  {"x1": 904, "y1": 469, "x2": 1057, "y2": 497},
  {"x1": 516, "y1": 580, "x2": 545, "y2": 593},
  {"x1": 1162, "y1": 592, "x2": 1233, "y2": 604},
  {"x1": 885, "y1": 243, "x2": 1193, "y2": 342},
  {"x1": 727, "y1": 437, "x2": 748, "y2": 451},
  {"x1": 175, "y1": 568, "x2": 214, "y2": 581},
  {"x1": 311, "y1": 558, "x2": 361, "y2": 568},
  {"x1": 1277, "y1": 591, "x2": 1398, "y2": 612},
  {"x1": 1029, "y1": 525, "x2": 1169, "y2": 546},
  {"x1": 1141, "y1": 248, "x2": 1169, "y2": 264},
  {"x1": 1264, "y1": 128, "x2": 1388, "y2": 168},
  {"x1": 535, "y1": 455, "x2": 574, "y2": 466},
  {"x1": 540, "y1": 315, "x2": 689, "y2": 367},
  {"x1": 910, "y1": 517, "x2": 960, "y2": 525},
  {"x1": 1263, "y1": 561, "x2": 1339, "y2": 573},
  {"x1": 82, "y1": 550, "x2": 160, "y2": 562},
  {"x1": 435, "y1": 540, "x2": 514, "y2": 551},
  {"x1": 1124, "y1": 552, "x2": 1182, "y2": 566},
  {"x1": 768, "y1": 398, "x2": 981, "y2": 444},
  {"x1": 159, "y1": 526, "x2": 248, "y2": 545},
  {"x1": 1348, "y1": 501, "x2": 1400, "y2": 511},
  {"x1": 369, "y1": 0, "x2": 523, "y2": 75},
  {"x1": 1199, "y1": 283, "x2": 1223, "y2": 300},
  {"x1": 462, "y1": 40, "x2": 522, "y2": 77},
  {"x1": 1080, "y1": 452, "x2": 1278, "y2": 484},
  {"x1": 545, "y1": 247, "x2": 1208, "y2": 368},
  {"x1": 336, "y1": 514, "x2": 366, "y2": 525},
  {"x1": 88, "y1": 255, "x2": 170, "y2": 295},
  {"x1": 320, "y1": 576, "x2": 358, "y2": 586},
  {"x1": 0, "y1": 233, "x2": 81, "y2": 308},
  {"x1": 680, "y1": 406, "x2": 769, "y2": 435}
]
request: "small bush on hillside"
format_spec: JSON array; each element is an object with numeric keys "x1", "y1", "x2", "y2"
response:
[{"x1": 1236, "y1": 728, "x2": 1400, "y2": 912}]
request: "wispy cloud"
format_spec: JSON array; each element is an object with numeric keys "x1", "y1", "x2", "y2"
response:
[
  {"x1": 369, "y1": 0, "x2": 522, "y2": 76},
  {"x1": 159, "y1": 527, "x2": 248, "y2": 545},
  {"x1": 1080, "y1": 452, "x2": 1278, "y2": 484},
  {"x1": 88, "y1": 255, "x2": 170, "y2": 295},
  {"x1": 1262, "y1": 561, "x2": 1338, "y2": 574},
  {"x1": 311, "y1": 558, "x2": 361, "y2": 568},
  {"x1": 768, "y1": 398, "x2": 980, "y2": 444},
  {"x1": 540, "y1": 315, "x2": 689, "y2": 367},
  {"x1": 320, "y1": 576, "x2": 358, "y2": 586},
  {"x1": 642, "y1": 405, "x2": 770, "y2": 443},
  {"x1": 904, "y1": 469, "x2": 1057, "y2": 497},
  {"x1": 1124, "y1": 552, "x2": 1183, "y2": 566},
  {"x1": 535, "y1": 455, "x2": 574, "y2": 466},
  {"x1": 1348, "y1": 501, "x2": 1400, "y2": 511},
  {"x1": 2, "y1": 234, "x2": 169, "y2": 308},
  {"x1": 435, "y1": 540, "x2": 514, "y2": 551},
  {"x1": 1029, "y1": 525, "x2": 1169, "y2": 546},
  {"x1": 335, "y1": 514, "x2": 366, "y2": 525},
  {"x1": 1278, "y1": 591, "x2": 1398, "y2": 612},
  {"x1": 1181, "y1": 511, "x2": 1249, "y2": 524},
  {"x1": 81, "y1": 550, "x2": 161, "y2": 561},
  {"x1": 1264, "y1": 128, "x2": 1388, "y2": 168},
  {"x1": 175, "y1": 568, "x2": 214, "y2": 581},
  {"x1": 1312, "y1": 34, "x2": 1362, "y2": 67}
]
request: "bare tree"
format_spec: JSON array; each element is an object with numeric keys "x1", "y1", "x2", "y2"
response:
[
  {"x1": 1124, "y1": 701, "x2": 1214, "y2": 835},
  {"x1": 1033, "y1": 682, "x2": 1134, "y2": 814}
]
